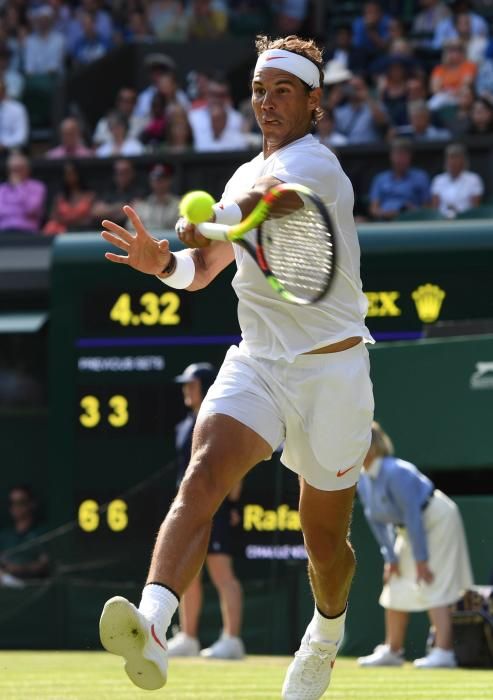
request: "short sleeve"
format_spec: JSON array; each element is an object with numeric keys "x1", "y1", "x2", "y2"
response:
[
  {"x1": 268, "y1": 147, "x2": 340, "y2": 203},
  {"x1": 430, "y1": 174, "x2": 442, "y2": 196},
  {"x1": 470, "y1": 173, "x2": 484, "y2": 196}
]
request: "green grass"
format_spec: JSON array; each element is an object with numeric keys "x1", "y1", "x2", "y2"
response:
[{"x1": 0, "y1": 652, "x2": 492, "y2": 699}]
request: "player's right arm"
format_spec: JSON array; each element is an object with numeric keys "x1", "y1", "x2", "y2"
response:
[{"x1": 101, "y1": 204, "x2": 234, "y2": 290}]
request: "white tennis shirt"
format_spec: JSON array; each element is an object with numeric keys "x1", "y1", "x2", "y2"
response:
[{"x1": 221, "y1": 134, "x2": 372, "y2": 362}]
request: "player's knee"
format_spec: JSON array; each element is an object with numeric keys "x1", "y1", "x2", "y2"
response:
[{"x1": 304, "y1": 530, "x2": 354, "y2": 574}]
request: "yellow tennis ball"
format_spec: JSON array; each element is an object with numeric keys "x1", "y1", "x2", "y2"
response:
[{"x1": 179, "y1": 190, "x2": 215, "y2": 224}]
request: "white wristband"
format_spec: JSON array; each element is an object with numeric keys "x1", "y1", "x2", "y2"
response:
[
  {"x1": 156, "y1": 251, "x2": 195, "y2": 289},
  {"x1": 213, "y1": 200, "x2": 242, "y2": 225}
]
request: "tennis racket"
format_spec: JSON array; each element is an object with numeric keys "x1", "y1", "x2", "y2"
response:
[{"x1": 197, "y1": 182, "x2": 336, "y2": 305}]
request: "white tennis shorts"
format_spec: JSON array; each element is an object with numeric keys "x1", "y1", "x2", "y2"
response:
[{"x1": 199, "y1": 342, "x2": 374, "y2": 491}]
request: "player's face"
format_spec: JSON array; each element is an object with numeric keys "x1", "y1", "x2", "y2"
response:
[{"x1": 252, "y1": 68, "x2": 320, "y2": 152}]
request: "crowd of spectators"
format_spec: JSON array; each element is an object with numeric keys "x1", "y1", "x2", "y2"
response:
[{"x1": 0, "y1": 0, "x2": 492, "y2": 230}]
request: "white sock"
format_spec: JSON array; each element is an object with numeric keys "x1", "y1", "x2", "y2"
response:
[
  {"x1": 139, "y1": 584, "x2": 179, "y2": 641},
  {"x1": 308, "y1": 605, "x2": 347, "y2": 645}
]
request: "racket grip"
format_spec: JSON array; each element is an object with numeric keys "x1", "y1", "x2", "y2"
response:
[{"x1": 197, "y1": 222, "x2": 231, "y2": 242}]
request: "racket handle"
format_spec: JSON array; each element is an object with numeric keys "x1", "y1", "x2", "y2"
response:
[{"x1": 197, "y1": 222, "x2": 231, "y2": 242}]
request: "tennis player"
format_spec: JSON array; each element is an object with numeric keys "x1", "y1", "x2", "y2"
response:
[{"x1": 99, "y1": 34, "x2": 374, "y2": 700}]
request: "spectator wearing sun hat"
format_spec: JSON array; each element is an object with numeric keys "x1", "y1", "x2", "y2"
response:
[{"x1": 125, "y1": 163, "x2": 180, "y2": 232}]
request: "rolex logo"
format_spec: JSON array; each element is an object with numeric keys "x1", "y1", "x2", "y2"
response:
[{"x1": 412, "y1": 284, "x2": 446, "y2": 323}]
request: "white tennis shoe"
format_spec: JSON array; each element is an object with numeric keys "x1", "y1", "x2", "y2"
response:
[
  {"x1": 358, "y1": 644, "x2": 404, "y2": 667},
  {"x1": 413, "y1": 647, "x2": 457, "y2": 668},
  {"x1": 99, "y1": 595, "x2": 168, "y2": 690},
  {"x1": 200, "y1": 633, "x2": 245, "y2": 659},
  {"x1": 281, "y1": 627, "x2": 341, "y2": 700},
  {"x1": 168, "y1": 631, "x2": 201, "y2": 657}
]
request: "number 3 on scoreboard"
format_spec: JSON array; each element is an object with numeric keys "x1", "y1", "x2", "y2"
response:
[{"x1": 80, "y1": 394, "x2": 129, "y2": 428}]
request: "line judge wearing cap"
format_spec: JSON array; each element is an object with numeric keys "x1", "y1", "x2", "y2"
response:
[
  {"x1": 125, "y1": 164, "x2": 180, "y2": 232},
  {"x1": 167, "y1": 363, "x2": 245, "y2": 661},
  {"x1": 100, "y1": 33, "x2": 374, "y2": 700}
]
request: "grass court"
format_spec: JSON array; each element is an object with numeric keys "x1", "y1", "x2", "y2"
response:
[{"x1": 0, "y1": 651, "x2": 492, "y2": 699}]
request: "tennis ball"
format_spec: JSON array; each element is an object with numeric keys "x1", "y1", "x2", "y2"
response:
[{"x1": 179, "y1": 190, "x2": 215, "y2": 224}]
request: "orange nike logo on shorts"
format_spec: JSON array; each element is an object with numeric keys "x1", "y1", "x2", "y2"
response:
[{"x1": 336, "y1": 465, "x2": 356, "y2": 478}]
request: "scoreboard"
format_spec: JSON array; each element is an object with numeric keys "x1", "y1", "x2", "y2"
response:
[{"x1": 48, "y1": 222, "x2": 493, "y2": 579}]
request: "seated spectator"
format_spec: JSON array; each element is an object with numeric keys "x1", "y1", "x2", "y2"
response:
[
  {"x1": 333, "y1": 75, "x2": 388, "y2": 144},
  {"x1": 412, "y1": 0, "x2": 452, "y2": 47},
  {"x1": 96, "y1": 112, "x2": 144, "y2": 157},
  {"x1": 147, "y1": 1, "x2": 188, "y2": 42},
  {"x1": 228, "y1": 0, "x2": 270, "y2": 37},
  {"x1": 188, "y1": 0, "x2": 228, "y2": 40},
  {"x1": 0, "y1": 152, "x2": 46, "y2": 233},
  {"x1": 429, "y1": 39, "x2": 476, "y2": 110},
  {"x1": 407, "y1": 74, "x2": 429, "y2": 102},
  {"x1": 455, "y1": 12, "x2": 487, "y2": 63},
  {"x1": 467, "y1": 95, "x2": 493, "y2": 134},
  {"x1": 93, "y1": 88, "x2": 146, "y2": 147},
  {"x1": 43, "y1": 161, "x2": 95, "y2": 235},
  {"x1": 139, "y1": 92, "x2": 169, "y2": 148},
  {"x1": 186, "y1": 70, "x2": 210, "y2": 110},
  {"x1": 0, "y1": 78, "x2": 29, "y2": 151},
  {"x1": 273, "y1": 0, "x2": 309, "y2": 35},
  {"x1": 0, "y1": 47, "x2": 23, "y2": 99},
  {"x1": 71, "y1": 11, "x2": 111, "y2": 66},
  {"x1": 369, "y1": 138, "x2": 430, "y2": 220},
  {"x1": 314, "y1": 108, "x2": 348, "y2": 148},
  {"x1": 46, "y1": 116, "x2": 92, "y2": 158},
  {"x1": 188, "y1": 74, "x2": 248, "y2": 152},
  {"x1": 0, "y1": 485, "x2": 50, "y2": 587},
  {"x1": 352, "y1": 1, "x2": 391, "y2": 64},
  {"x1": 167, "y1": 107, "x2": 192, "y2": 150},
  {"x1": 135, "y1": 53, "x2": 189, "y2": 119},
  {"x1": 476, "y1": 57, "x2": 493, "y2": 97},
  {"x1": 448, "y1": 83, "x2": 475, "y2": 135},
  {"x1": 395, "y1": 100, "x2": 451, "y2": 140},
  {"x1": 433, "y1": 0, "x2": 488, "y2": 50},
  {"x1": 376, "y1": 55, "x2": 414, "y2": 127},
  {"x1": 126, "y1": 10, "x2": 155, "y2": 44},
  {"x1": 126, "y1": 163, "x2": 180, "y2": 231},
  {"x1": 325, "y1": 25, "x2": 365, "y2": 74},
  {"x1": 431, "y1": 142, "x2": 483, "y2": 217},
  {"x1": 23, "y1": 5, "x2": 65, "y2": 76},
  {"x1": 67, "y1": 0, "x2": 114, "y2": 57},
  {"x1": 92, "y1": 158, "x2": 146, "y2": 226}
]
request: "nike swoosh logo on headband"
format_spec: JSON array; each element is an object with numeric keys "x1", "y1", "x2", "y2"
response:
[{"x1": 265, "y1": 56, "x2": 287, "y2": 61}]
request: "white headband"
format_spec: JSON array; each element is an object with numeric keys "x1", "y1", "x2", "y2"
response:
[{"x1": 254, "y1": 49, "x2": 320, "y2": 89}]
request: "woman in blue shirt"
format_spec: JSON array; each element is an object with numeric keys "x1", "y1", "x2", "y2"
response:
[{"x1": 357, "y1": 422, "x2": 473, "y2": 669}]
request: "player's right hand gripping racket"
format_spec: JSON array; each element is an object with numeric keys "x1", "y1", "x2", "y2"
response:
[{"x1": 198, "y1": 183, "x2": 336, "y2": 305}]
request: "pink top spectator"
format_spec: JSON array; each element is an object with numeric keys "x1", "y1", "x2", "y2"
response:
[
  {"x1": 0, "y1": 179, "x2": 46, "y2": 231},
  {"x1": 46, "y1": 144, "x2": 93, "y2": 159}
]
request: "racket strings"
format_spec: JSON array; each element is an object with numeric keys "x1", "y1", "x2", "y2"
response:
[{"x1": 261, "y1": 206, "x2": 334, "y2": 302}]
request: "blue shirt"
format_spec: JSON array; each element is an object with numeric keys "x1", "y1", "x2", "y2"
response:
[
  {"x1": 369, "y1": 167, "x2": 430, "y2": 212},
  {"x1": 352, "y1": 16, "x2": 390, "y2": 50},
  {"x1": 334, "y1": 103, "x2": 382, "y2": 144},
  {"x1": 357, "y1": 456, "x2": 435, "y2": 563},
  {"x1": 433, "y1": 13, "x2": 488, "y2": 50}
]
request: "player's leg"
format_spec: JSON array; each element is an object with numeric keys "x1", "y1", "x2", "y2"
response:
[
  {"x1": 100, "y1": 412, "x2": 271, "y2": 689},
  {"x1": 414, "y1": 606, "x2": 456, "y2": 668},
  {"x1": 358, "y1": 609, "x2": 407, "y2": 666},
  {"x1": 282, "y1": 480, "x2": 356, "y2": 700},
  {"x1": 201, "y1": 553, "x2": 244, "y2": 659},
  {"x1": 167, "y1": 574, "x2": 203, "y2": 657}
]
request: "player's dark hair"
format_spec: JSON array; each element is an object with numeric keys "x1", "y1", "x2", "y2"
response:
[{"x1": 255, "y1": 34, "x2": 324, "y2": 123}]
